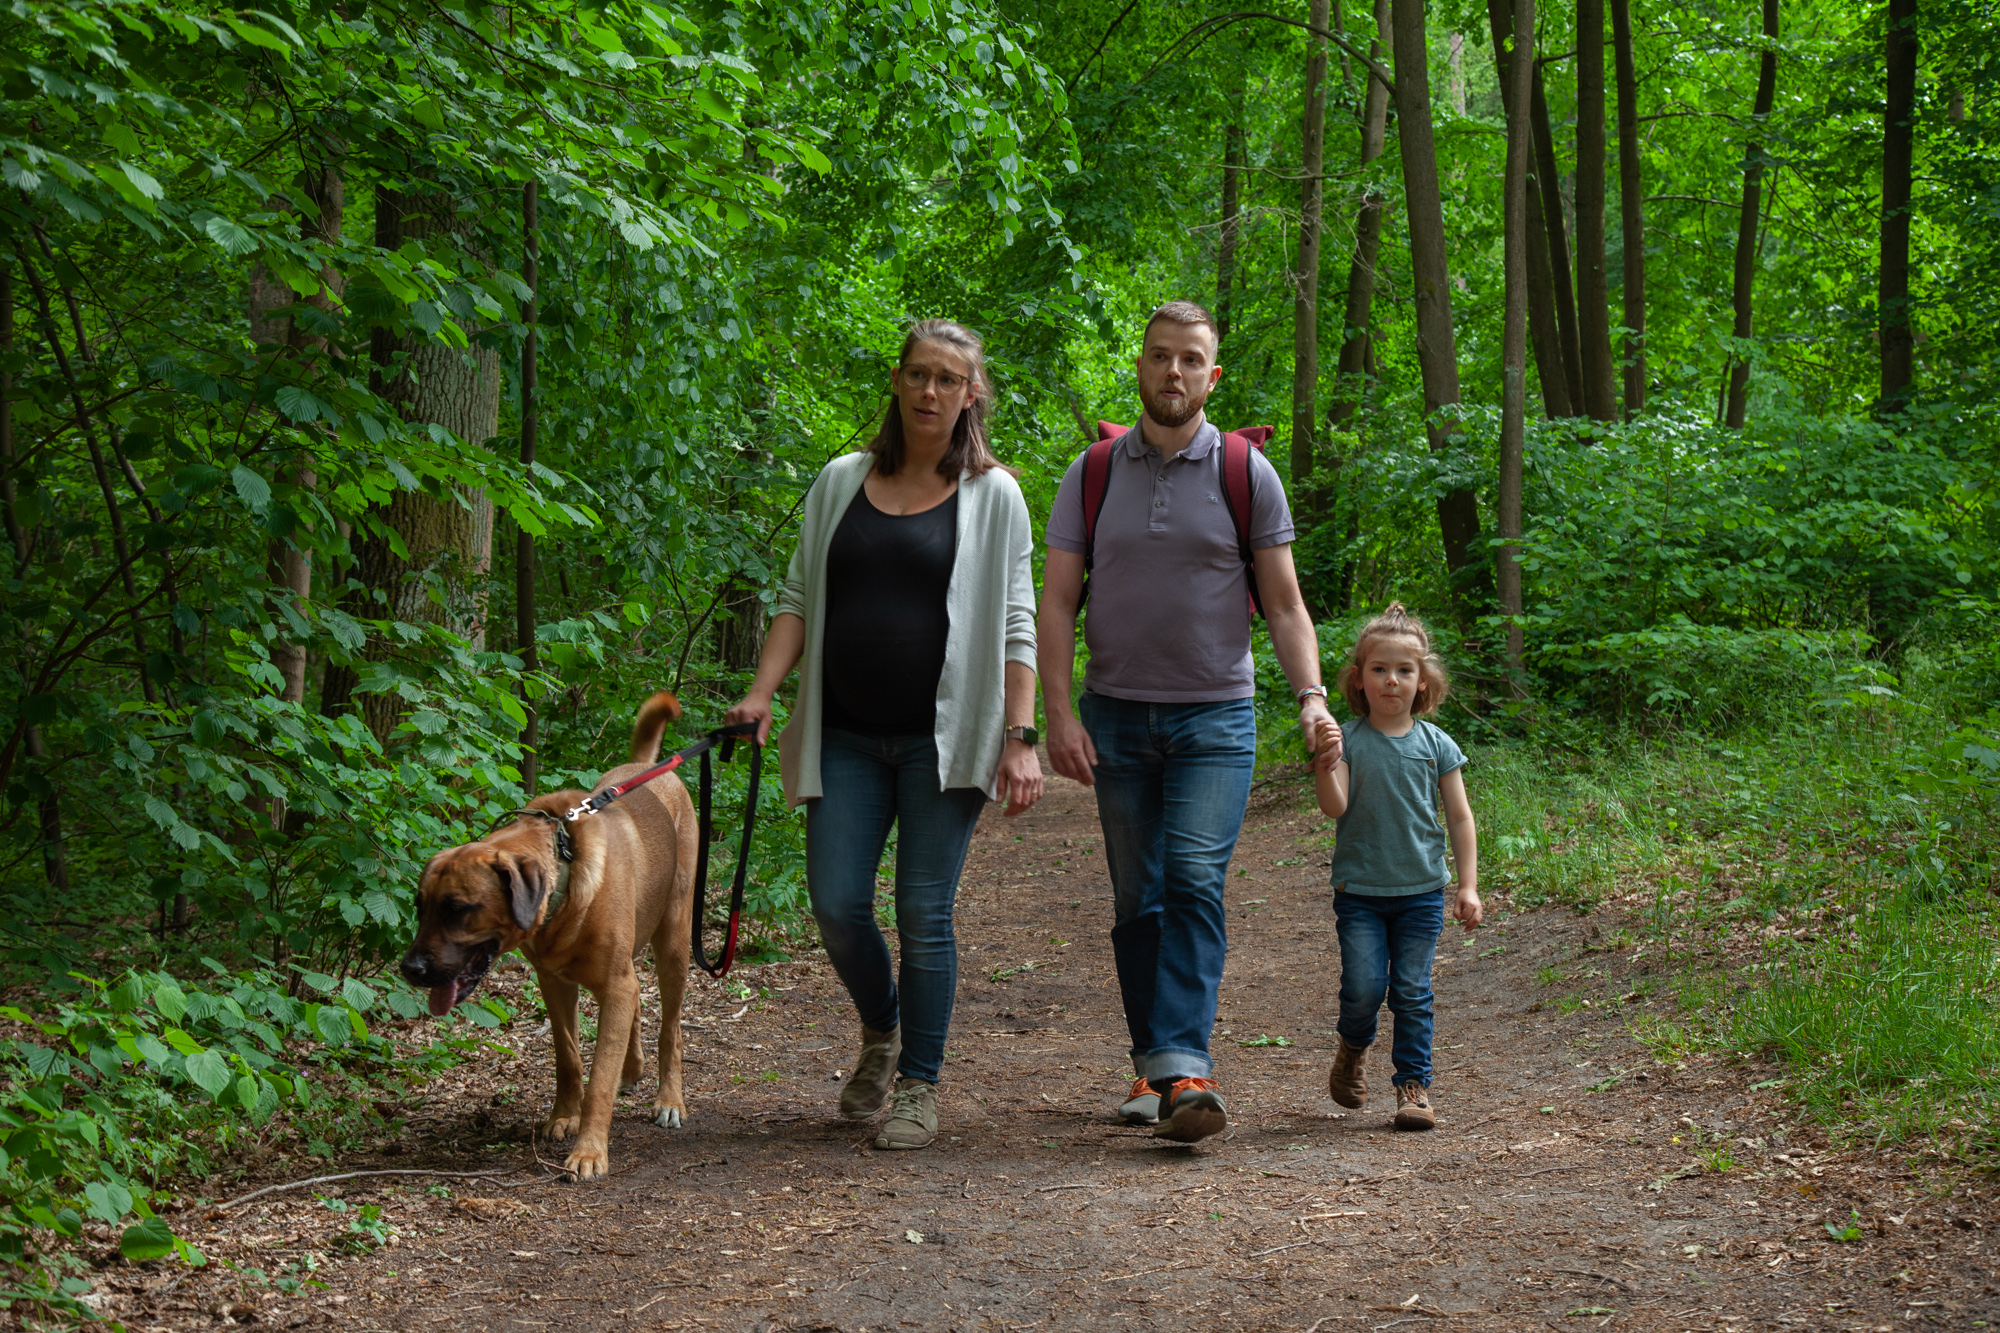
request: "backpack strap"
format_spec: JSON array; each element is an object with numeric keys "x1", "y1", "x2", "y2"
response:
[
  {"x1": 1215, "y1": 431, "x2": 1264, "y2": 617},
  {"x1": 1078, "y1": 436, "x2": 1118, "y2": 604}
]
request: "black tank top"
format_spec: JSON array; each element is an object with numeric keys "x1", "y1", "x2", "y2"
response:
[{"x1": 822, "y1": 485, "x2": 959, "y2": 737}]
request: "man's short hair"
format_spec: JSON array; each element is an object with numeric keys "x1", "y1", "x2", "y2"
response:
[{"x1": 1143, "y1": 300, "x2": 1219, "y2": 351}]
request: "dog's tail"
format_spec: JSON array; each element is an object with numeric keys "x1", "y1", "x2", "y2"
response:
[{"x1": 629, "y1": 691, "x2": 685, "y2": 764}]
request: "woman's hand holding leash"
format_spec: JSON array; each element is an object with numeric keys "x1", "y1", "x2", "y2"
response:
[{"x1": 724, "y1": 693, "x2": 775, "y2": 747}]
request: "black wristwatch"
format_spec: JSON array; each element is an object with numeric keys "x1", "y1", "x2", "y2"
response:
[{"x1": 1006, "y1": 725, "x2": 1039, "y2": 746}]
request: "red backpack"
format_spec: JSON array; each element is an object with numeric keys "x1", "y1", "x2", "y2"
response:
[{"x1": 1081, "y1": 420, "x2": 1275, "y2": 615}]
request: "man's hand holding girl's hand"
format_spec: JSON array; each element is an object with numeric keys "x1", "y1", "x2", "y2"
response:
[
  {"x1": 1452, "y1": 885, "x2": 1484, "y2": 930},
  {"x1": 1309, "y1": 717, "x2": 1344, "y2": 773}
]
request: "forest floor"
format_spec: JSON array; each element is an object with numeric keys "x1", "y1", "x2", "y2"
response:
[{"x1": 96, "y1": 771, "x2": 1998, "y2": 1333}]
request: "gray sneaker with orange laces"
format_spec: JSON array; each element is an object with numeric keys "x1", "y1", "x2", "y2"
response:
[{"x1": 1152, "y1": 1076, "x2": 1227, "y2": 1143}]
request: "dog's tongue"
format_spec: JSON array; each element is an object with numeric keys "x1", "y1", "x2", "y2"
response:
[{"x1": 427, "y1": 980, "x2": 458, "y2": 1017}]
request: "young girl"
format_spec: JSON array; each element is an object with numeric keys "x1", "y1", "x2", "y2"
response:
[{"x1": 1310, "y1": 603, "x2": 1480, "y2": 1131}]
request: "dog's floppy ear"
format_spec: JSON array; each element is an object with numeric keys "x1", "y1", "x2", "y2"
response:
[{"x1": 502, "y1": 856, "x2": 548, "y2": 932}]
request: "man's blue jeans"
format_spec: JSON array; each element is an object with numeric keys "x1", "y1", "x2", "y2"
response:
[
  {"x1": 1333, "y1": 888, "x2": 1445, "y2": 1087},
  {"x1": 807, "y1": 728, "x2": 986, "y2": 1085},
  {"x1": 1081, "y1": 692, "x2": 1256, "y2": 1083}
]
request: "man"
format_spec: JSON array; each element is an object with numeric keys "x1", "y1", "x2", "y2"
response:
[{"x1": 1038, "y1": 301, "x2": 1334, "y2": 1144}]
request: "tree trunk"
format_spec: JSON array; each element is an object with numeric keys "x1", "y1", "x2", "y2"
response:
[
  {"x1": 349, "y1": 187, "x2": 503, "y2": 742},
  {"x1": 1291, "y1": 0, "x2": 1331, "y2": 509},
  {"x1": 1879, "y1": 0, "x2": 1917, "y2": 411},
  {"x1": 1498, "y1": 0, "x2": 1535, "y2": 682},
  {"x1": 1331, "y1": 0, "x2": 1394, "y2": 433},
  {"x1": 1611, "y1": 0, "x2": 1646, "y2": 416},
  {"x1": 1216, "y1": 61, "x2": 1247, "y2": 353},
  {"x1": 1392, "y1": 0, "x2": 1482, "y2": 593},
  {"x1": 268, "y1": 166, "x2": 340, "y2": 719},
  {"x1": 1574, "y1": 0, "x2": 1618, "y2": 421},
  {"x1": 1532, "y1": 71, "x2": 1586, "y2": 412},
  {"x1": 1486, "y1": 0, "x2": 1574, "y2": 418},
  {"x1": 714, "y1": 579, "x2": 767, "y2": 671},
  {"x1": 1723, "y1": 0, "x2": 1780, "y2": 429},
  {"x1": 519, "y1": 179, "x2": 541, "y2": 794}
]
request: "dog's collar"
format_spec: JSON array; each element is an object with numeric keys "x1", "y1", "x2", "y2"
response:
[
  {"x1": 487, "y1": 807, "x2": 574, "y2": 864},
  {"x1": 545, "y1": 855, "x2": 571, "y2": 924},
  {"x1": 485, "y1": 808, "x2": 574, "y2": 926}
]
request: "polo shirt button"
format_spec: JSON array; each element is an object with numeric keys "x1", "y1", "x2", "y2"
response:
[{"x1": 1154, "y1": 500, "x2": 1164, "y2": 507}]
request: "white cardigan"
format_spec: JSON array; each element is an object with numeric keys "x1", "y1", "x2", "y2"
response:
[{"x1": 773, "y1": 452, "x2": 1037, "y2": 806}]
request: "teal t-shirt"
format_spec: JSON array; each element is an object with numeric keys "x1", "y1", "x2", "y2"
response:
[{"x1": 1328, "y1": 718, "x2": 1468, "y2": 896}]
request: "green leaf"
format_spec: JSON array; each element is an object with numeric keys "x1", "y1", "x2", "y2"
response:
[
  {"x1": 152, "y1": 980, "x2": 188, "y2": 1023},
  {"x1": 84, "y1": 1181, "x2": 134, "y2": 1223},
  {"x1": 160, "y1": 1027, "x2": 203, "y2": 1057},
  {"x1": 274, "y1": 387, "x2": 323, "y2": 422},
  {"x1": 341, "y1": 978, "x2": 377, "y2": 1012},
  {"x1": 183, "y1": 1049, "x2": 231, "y2": 1095},
  {"x1": 314, "y1": 1005, "x2": 351, "y2": 1047},
  {"x1": 120, "y1": 1216, "x2": 178, "y2": 1262},
  {"x1": 105, "y1": 974, "x2": 145, "y2": 1012},
  {"x1": 410, "y1": 94, "x2": 445, "y2": 132},
  {"x1": 231, "y1": 465, "x2": 272, "y2": 510},
  {"x1": 204, "y1": 216, "x2": 259, "y2": 256},
  {"x1": 220, "y1": 13, "x2": 292, "y2": 52},
  {"x1": 119, "y1": 161, "x2": 164, "y2": 201},
  {"x1": 297, "y1": 969, "x2": 338, "y2": 994}
]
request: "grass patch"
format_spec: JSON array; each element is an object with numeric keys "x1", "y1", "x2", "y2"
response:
[{"x1": 1731, "y1": 890, "x2": 1999, "y2": 1158}]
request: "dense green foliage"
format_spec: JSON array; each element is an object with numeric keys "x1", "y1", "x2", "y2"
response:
[{"x1": 1, "y1": 0, "x2": 1996, "y2": 1283}]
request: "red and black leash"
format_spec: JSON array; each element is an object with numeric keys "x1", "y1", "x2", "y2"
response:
[{"x1": 564, "y1": 720, "x2": 763, "y2": 979}]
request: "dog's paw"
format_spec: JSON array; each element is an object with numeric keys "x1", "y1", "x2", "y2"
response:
[
  {"x1": 542, "y1": 1112, "x2": 582, "y2": 1141},
  {"x1": 650, "y1": 1103, "x2": 685, "y2": 1129},
  {"x1": 562, "y1": 1138, "x2": 610, "y2": 1182}
]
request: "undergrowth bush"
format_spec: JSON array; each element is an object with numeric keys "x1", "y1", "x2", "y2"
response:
[{"x1": 0, "y1": 962, "x2": 500, "y2": 1268}]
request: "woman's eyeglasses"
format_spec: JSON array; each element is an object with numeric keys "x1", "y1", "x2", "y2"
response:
[{"x1": 897, "y1": 366, "x2": 968, "y2": 393}]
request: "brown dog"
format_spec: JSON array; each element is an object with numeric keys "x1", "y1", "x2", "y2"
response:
[{"x1": 399, "y1": 692, "x2": 698, "y2": 1180}]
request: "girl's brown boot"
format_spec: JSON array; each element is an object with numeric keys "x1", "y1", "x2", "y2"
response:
[{"x1": 1327, "y1": 1036, "x2": 1369, "y2": 1109}]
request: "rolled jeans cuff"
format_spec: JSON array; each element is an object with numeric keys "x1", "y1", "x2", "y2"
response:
[{"x1": 1139, "y1": 1048, "x2": 1214, "y2": 1083}]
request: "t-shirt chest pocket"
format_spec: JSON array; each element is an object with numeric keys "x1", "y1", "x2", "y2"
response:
[{"x1": 1403, "y1": 753, "x2": 1442, "y2": 821}]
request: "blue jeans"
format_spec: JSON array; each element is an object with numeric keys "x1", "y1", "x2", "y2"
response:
[
  {"x1": 1081, "y1": 692, "x2": 1256, "y2": 1083},
  {"x1": 1333, "y1": 889, "x2": 1445, "y2": 1087},
  {"x1": 807, "y1": 728, "x2": 986, "y2": 1085}
]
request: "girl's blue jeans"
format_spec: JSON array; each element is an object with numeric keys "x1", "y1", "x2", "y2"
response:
[
  {"x1": 1333, "y1": 888, "x2": 1446, "y2": 1087},
  {"x1": 806, "y1": 728, "x2": 986, "y2": 1085}
]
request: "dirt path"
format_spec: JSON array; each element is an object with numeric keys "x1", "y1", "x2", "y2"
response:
[{"x1": 129, "y1": 774, "x2": 1994, "y2": 1332}]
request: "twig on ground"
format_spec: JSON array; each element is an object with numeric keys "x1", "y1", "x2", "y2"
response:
[
  {"x1": 1250, "y1": 1238, "x2": 1323, "y2": 1257},
  {"x1": 213, "y1": 1166, "x2": 543, "y2": 1212},
  {"x1": 1549, "y1": 1265, "x2": 1633, "y2": 1292},
  {"x1": 1521, "y1": 1164, "x2": 1589, "y2": 1178},
  {"x1": 1030, "y1": 1181, "x2": 1102, "y2": 1194}
]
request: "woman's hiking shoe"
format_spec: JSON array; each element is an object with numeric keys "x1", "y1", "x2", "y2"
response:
[
  {"x1": 1327, "y1": 1036, "x2": 1370, "y2": 1109},
  {"x1": 1118, "y1": 1076, "x2": 1162, "y2": 1126},
  {"x1": 840, "y1": 1025, "x2": 901, "y2": 1119},
  {"x1": 873, "y1": 1078, "x2": 938, "y2": 1150},
  {"x1": 1393, "y1": 1081, "x2": 1435, "y2": 1131},
  {"x1": 1151, "y1": 1077, "x2": 1227, "y2": 1143}
]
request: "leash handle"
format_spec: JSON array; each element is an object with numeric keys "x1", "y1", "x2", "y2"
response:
[{"x1": 691, "y1": 726, "x2": 761, "y2": 980}]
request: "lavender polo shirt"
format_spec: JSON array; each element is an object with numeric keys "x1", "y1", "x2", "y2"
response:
[{"x1": 1046, "y1": 422, "x2": 1296, "y2": 703}]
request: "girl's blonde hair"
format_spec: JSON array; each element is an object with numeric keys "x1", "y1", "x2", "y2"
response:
[{"x1": 1337, "y1": 602, "x2": 1452, "y2": 718}]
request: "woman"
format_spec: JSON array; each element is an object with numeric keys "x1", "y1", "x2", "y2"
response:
[{"x1": 726, "y1": 319, "x2": 1042, "y2": 1151}]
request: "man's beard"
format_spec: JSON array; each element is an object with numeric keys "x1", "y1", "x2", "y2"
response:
[{"x1": 1139, "y1": 378, "x2": 1208, "y2": 429}]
